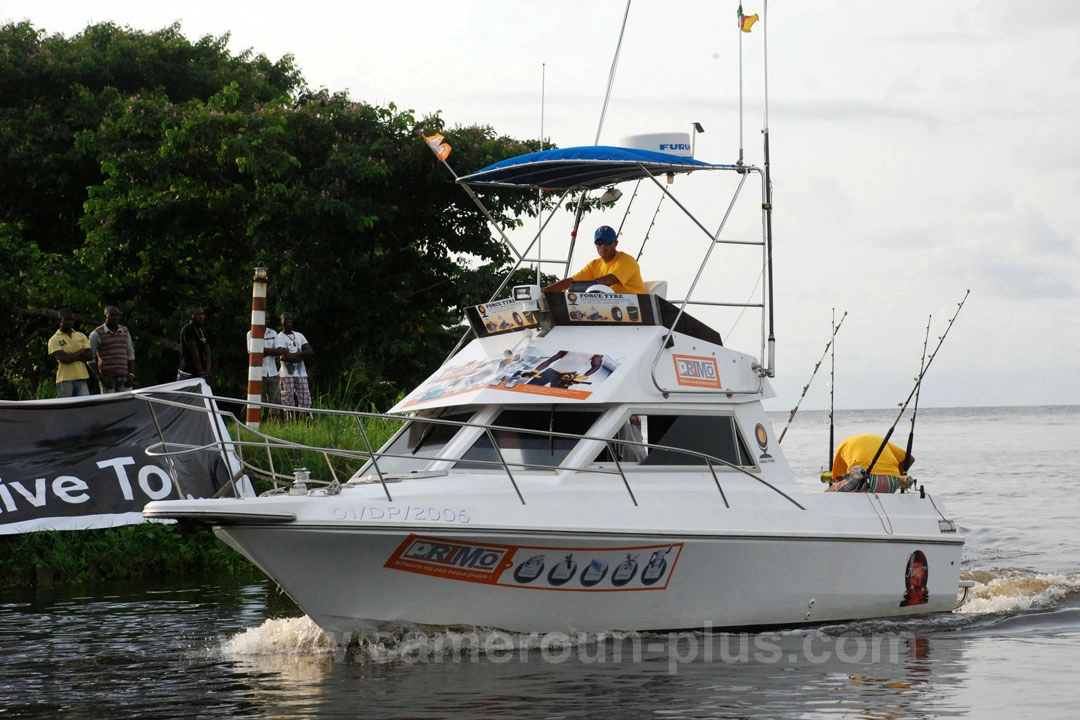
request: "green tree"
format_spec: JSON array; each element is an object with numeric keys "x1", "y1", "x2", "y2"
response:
[
  {"x1": 79, "y1": 86, "x2": 540, "y2": 406},
  {"x1": 2, "y1": 22, "x2": 542, "y2": 406},
  {"x1": 0, "y1": 21, "x2": 302, "y2": 396}
]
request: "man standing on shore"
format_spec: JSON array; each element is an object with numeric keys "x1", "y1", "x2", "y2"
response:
[
  {"x1": 178, "y1": 307, "x2": 212, "y2": 382},
  {"x1": 48, "y1": 308, "x2": 93, "y2": 397},
  {"x1": 247, "y1": 324, "x2": 282, "y2": 413},
  {"x1": 277, "y1": 312, "x2": 313, "y2": 417},
  {"x1": 90, "y1": 306, "x2": 135, "y2": 393}
]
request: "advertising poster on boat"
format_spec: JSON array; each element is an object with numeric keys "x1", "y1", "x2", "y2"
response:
[
  {"x1": 470, "y1": 297, "x2": 540, "y2": 336},
  {"x1": 399, "y1": 348, "x2": 622, "y2": 408},
  {"x1": 565, "y1": 291, "x2": 643, "y2": 325},
  {"x1": 495, "y1": 349, "x2": 618, "y2": 400},
  {"x1": 385, "y1": 534, "x2": 683, "y2": 592},
  {"x1": 0, "y1": 380, "x2": 242, "y2": 535},
  {"x1": 396, "y1": 357, "x2": 501, "y2": 407}
]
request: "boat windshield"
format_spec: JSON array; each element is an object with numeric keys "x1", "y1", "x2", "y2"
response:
[
  {"x1": 367, "y1": 410, "x2": 475, "y2": 475},
  {"x1": 454, "y1": 408, "x2": 603, "y2": 471}
]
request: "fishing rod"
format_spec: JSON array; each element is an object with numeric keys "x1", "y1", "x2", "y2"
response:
[
  {"x1": 816, "y1": 309, "x2": 843, "y2": 484},
  {"x1": 866, "y1": 289, "x2": 970, "y2": 478},
  {"x1": 828, "y1": 308, "x2": 838, "y2": 472},
  {"x1": 636, "y1": 187, "x2": 666, "y2": 263},
  {"x1": 903, "y1": 314, "x2": 933, "y2": 477},
  {"x1": 615, "y1": 179, "x2": 643, "y2": 241},
  {"x1": 778, "y1": 309, "x2": 847, "y2": 443}
]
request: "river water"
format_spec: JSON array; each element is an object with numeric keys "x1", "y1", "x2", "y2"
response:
[{"x1": 3, "y1": 406, "x2": 1079, "y2": 718}]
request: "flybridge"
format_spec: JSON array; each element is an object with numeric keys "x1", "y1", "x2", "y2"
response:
[{"x1": 455, "y1": 142, "x2": 772, "y2": 378}]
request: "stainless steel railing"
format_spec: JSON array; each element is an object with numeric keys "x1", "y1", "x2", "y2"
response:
[{"x1": 134, "y1": 387, "x2": 806, "y2": 510}]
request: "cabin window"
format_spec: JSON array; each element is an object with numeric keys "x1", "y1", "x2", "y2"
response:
[
  {"x1": 638, "y1": 414, "x2": 754, "y2": 468},
  {"x1": 454, "y1": 409, "x2": 603, "y2": 470},
  {"x1": 370, "y1": 411, "x2": 474, "y2": 475}
]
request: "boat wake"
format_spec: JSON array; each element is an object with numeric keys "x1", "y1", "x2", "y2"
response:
[
  {"x1": 216, "y1": 567, "x2": 1080, "y2": 664},
  {"x1": 957, "y1": 567, "x2": 1080, "y2": 615},
  {"x1": 219, "y1": 615, "x2": 660, "y2": 664},
  {"x1": 221, "y1": 615, "x2": 337, "y2": 656}
]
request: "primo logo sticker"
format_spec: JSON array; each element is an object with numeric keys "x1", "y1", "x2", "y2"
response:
[
  {"x1": 400, "y1": 538, "x2": 507, "y2": 575},
  {"x1": 672, "y1": 354, "x2": 722, "y2": 389}
]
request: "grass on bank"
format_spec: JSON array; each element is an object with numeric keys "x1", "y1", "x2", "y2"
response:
[
  {"x1": 0, "y1": 407, "x2": 403, "y2": 589},
  {"x1": 236, "y1": 410, "x2": 403, "y2": 488},
  {"x1": 0, "y1": 522, "x2": 253, "y2": 588}
]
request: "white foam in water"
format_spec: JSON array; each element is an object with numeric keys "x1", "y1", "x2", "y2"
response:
[
  {"x1": 956, "y1": 569, "x2": 1080, "y2": 615},
  {"x1": 216, "y1": 568, "x2": 1080, "y2": 662},
  {"x1": 222, "y1": 615, "x2": 336, "y2": 655}
]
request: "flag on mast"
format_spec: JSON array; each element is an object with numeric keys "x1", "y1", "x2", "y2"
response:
[
  {"x1": 737, "y1": 5, "x2": 759, "y2": 33},
  {"x1": 423, "y1": 133, "x2": 452, "y2": 162}
]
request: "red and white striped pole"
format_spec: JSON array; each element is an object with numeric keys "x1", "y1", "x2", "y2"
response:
[{"x1": 246, "y1": 265, "x2": 268, "y2": 428}]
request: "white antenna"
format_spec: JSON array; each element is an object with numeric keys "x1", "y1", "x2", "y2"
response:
[
  {"x1": 566, "y1": 0, "x2": 633, "y2": 282},
  {"x1": 737, "y1": 8, "x2": 745, "y2": 165},
  {"x1": 537, "y1": 62, "x2": 546, "y2": 286},
  {"x1": 763, "y1": 0, "x2": 770, "y2": 134},
  {"x1": 594, "y1": 0, "x2": 632, "y2": 145},
  {"x1": 763, "y1": 0, "x2": 775, "y2": 376}
]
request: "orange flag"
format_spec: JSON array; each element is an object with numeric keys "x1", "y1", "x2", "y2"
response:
[{"x1": 423, "y1": 133, "x2": 452, "y2": 162}]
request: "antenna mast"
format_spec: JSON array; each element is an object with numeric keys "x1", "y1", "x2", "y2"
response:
[
  {"x1": 537, "y1": 62, "x2": 545, "y2": 286},
  {"x1": 762, "y1": 0, "x2": 776, "y2": 377}
]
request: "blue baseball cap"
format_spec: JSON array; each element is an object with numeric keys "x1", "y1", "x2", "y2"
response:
[{"x1": 594, "y1": 225, "x2": 618, "y2": 244}]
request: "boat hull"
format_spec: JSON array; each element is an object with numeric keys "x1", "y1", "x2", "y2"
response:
[{"x1": 215, "y1": 523, "x2": 961, "y2": 637}]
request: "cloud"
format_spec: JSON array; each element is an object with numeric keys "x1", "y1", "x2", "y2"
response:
[
  {"x1": 935, "y1": 202, "x2": 1079, "y2": 299},
  {"x1": 881, "y1": 31, "x2": 1006, "y2": 46},
  {"x1": 978, "y1": 262, "x2": 1075, "y2": 298},
  {"x1": 982, "y1": 0, "x2": 1080, "y2": 30}
]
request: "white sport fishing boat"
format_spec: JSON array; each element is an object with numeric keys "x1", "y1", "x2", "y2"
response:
[{"x1": 140, "y1": 135, "x2": 968, "y2": 637}]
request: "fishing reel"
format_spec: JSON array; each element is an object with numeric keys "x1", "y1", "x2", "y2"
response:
[{"x1": 845, "y1": 466, "x2": 869, "y2": 491}]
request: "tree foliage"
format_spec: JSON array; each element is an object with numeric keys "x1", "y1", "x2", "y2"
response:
[{"x1": 1, "y1": 21, "x2": 541, "y2": 406}]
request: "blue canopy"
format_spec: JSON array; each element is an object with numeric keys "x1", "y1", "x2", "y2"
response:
[{"x1": 458, "y1": 145, "x2": 735, "y2": 191}]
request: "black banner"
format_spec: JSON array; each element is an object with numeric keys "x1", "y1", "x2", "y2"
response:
[{"x1": 0, "y1": 380, "x2": 243, "y2": 534}]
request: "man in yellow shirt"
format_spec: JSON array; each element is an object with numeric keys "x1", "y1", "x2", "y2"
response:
[
  {"x1": 543, "y1": 225, "x2": 645, "y2": 295},
  {"x1": 48, "y1": 308, "x2": 93, "y2": 397},
  {"x1": 826, "y1": 433, "x2": 913, "y2": 493}
]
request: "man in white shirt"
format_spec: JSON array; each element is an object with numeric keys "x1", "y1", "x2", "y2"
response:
[
  {"x1": 277, "y1": 312, "x2": 314, "y2": 417},
  {"x1": 247, "y1": 325, "x2": 282, "y2": 413}
]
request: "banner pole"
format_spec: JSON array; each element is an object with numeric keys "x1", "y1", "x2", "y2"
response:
[{"x1": 246, "y1": 265, "x2": 268, "y2": 429}]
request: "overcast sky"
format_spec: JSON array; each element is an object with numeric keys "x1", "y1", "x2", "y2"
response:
[{"x1": 7, "y1": 0, "x2": 1080, "y2": 410}]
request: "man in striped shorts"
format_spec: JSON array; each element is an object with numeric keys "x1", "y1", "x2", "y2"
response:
[
  {"x1": 826, "y1": 433, "x2": 913, "y2": 493},
  {"x1": 277, "y1": 312, "x2": 314, "y2": 418}
]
